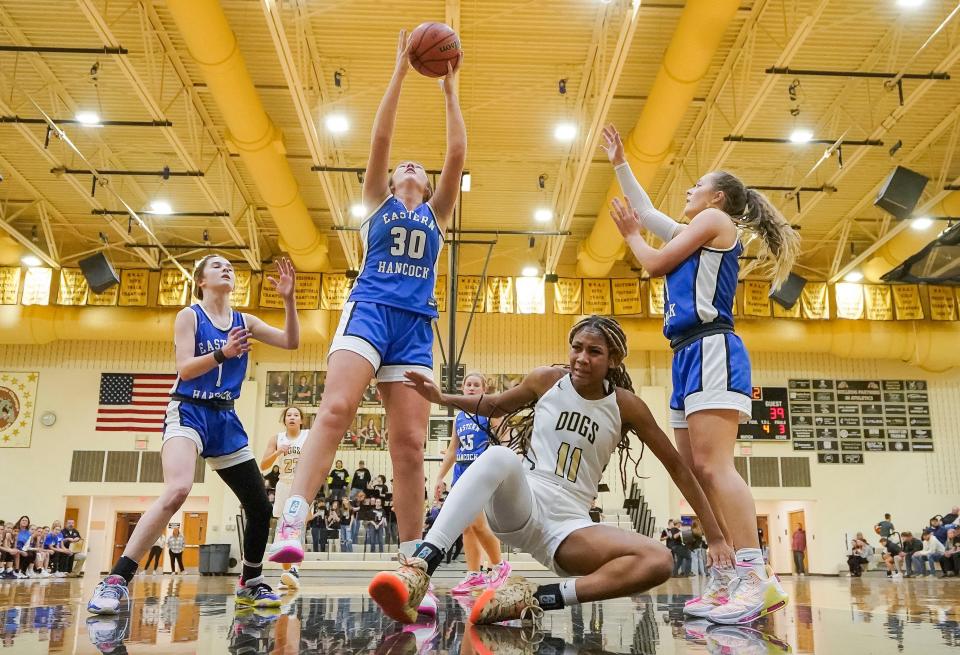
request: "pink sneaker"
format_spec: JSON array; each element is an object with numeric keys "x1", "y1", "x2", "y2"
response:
[
  {"x1": 268, "y1": 518, "x2": 305, "y2": 565},
  {"x1": 485, "y1": 561, "x2": 512, "y2": 590},
  {"x1": 451, "y1": 572, "x2": 488, "y2": 596},
  {"x1": 417, "y1": 586, "x2": 438, "y2": 618}
]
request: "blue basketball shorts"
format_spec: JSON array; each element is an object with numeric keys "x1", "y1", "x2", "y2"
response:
[
  {"x1": 162, "y1": 400, "x2": 253, "y2": 470},
  {"x1": 330, "y1": 301, "x2": 434, "y2": 383},
  {"x1": 669, "y1": 332, "x2": 752, "y2": 428}
]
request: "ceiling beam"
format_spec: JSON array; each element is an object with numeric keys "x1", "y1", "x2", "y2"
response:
[{"x1": 0, "y1": 199, "x2": 59, "y2": 268}]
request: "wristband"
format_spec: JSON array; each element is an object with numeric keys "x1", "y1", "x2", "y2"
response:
[{"x1": 213, "y1": 348, "x2": 226, "y2": 364}]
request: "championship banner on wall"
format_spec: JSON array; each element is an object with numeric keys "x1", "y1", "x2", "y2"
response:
[
  {"x1": 87, "y1": 285, "x2": 119, "y2": 306},
  {"x1": 612, "y1": 278, "x2": 641, "y2": 315},
  {"x1": 864, "y1": 285, "x2": 893, "y2": 321},
  {"x1": 892, "y1": 284, "x2": 923, "y2": 320},
  {"x1": 515, "y1": 276, "x2": 545, "y2": 314},
  {"x1": 258, "y1": 279, "x2": 283, "y2": 309},
  {"x1": 321, "y1": 273, "x2": 350, "y2": 310},
  {"x1": 21, "y1": 267, "x2": 51, "y2": 306},
  {"x1": 456, "y1": 276, "x2": 484, "y2": 312},
  {"x1": 157, "y1": 269, "x2": 190, "y2": 306},
  {"x1": 485, "y1": 276, "x2": 514, "y2": 313},
  {"x1": 743, "y1": 280, "x2": 771, "y2": 317},
  {"x1": 0, "y1": 371, "x2": 38, "y2": 448},
  {"x1": 294, "y1": 272, "x2": 321, "y2": 310},
  {"x1": 583, "y1": 279, "x2": 612, "y2": 315},
  {"x1": 119, "y1": 269, "x2": 149, "y2": 306},
  {"x1": 553, "y1": 278, "x2": 582, "y2": 315},
  {"x1": 801, "y1": 282, "x2": 829, "y2": 319},
  {"x1": 0, "y1": 267, "x2": 20, "y2": 304},
  {"x1": 647, "y1": 278, "x2": 665, "y2": 316},
  {"x1": 772, "y1": 298, "x2": 801, "y2": 319},
  {"x1": 434, "y1": 275, "x2": 447, "y2": 313},
  {"x1": 56, "y1": 268, "x2": 88, "y2": 306},
  {"x1": 230, "y1": 269, "x2": 252, "y2": 308},
  {"x1": 835, "y1": 283, "x2": 865, "y2": 320},
  {"x1": 928, "y1": 285, "x2": 956, "y2": 321}
]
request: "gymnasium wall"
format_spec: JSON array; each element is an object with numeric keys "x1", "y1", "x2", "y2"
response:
[{"x1": 0, "y1": 311, "x2": 958, "y2": 574}]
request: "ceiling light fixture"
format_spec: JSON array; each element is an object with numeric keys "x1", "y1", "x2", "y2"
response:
[
  {"x1": 75, "y1": 111, "x2": 101, "y2": 126},
  {"x1": 789, "y1": 128, "x2": 814, "y2": 144},
  {"x1": 460, "y1": 173, "x2": 471, "y2": 192},
  {"x1": 910, "y1": 216, "x2": 933, "y2": 230},
  {"x1": 843, "y1": 271, "x2": 864, "y2": 283},
  {"x1": 21, "y1": 254, "x2": 41, "y2": 267},
  {"x1": 897, "y1": 0, "x2": 924, "y2": 8},
  {"x1": 325, "y1": 114, "x2": 349, "y2": 134},
  {"x1": 534, "y1": 208, "x2": 553, "y2": 223},
  {"x1": 350, "y1": 204, "x2": 367, "y2": 219},
  {"x1": 521, "y1": 266, "x2": 539, "y2": 277},
  {"x1": 554, "y1": 122, "x2": 577, "y2": 142},
  {"x1": 149, "y1": 200, "x2": 173, "y2": 215}
]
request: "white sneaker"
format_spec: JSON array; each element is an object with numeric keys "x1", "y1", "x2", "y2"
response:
[
  {"x1": 279, "y1": 567, "x2": 300, "y2": 590},
  {"x1": 40, "y1": 569, "x2": 51, "y2": 578},
  {"x1": 706, "y1": 567, "x2": 788, "y2": 625},
  {"x1": 684, "y1": 567, "x2": 736, "y2": 617}
]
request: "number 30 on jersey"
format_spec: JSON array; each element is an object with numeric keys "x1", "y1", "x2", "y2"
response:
[{"x1": 390, "y1": 227, "x2": 427, "y2": 259}]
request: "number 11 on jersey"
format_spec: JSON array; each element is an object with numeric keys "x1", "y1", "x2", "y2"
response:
[{"x1": 554, "y1": 442, "x2": 582, "y2": 483}]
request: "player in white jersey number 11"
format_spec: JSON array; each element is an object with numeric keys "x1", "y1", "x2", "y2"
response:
[{"x1": 367, "y1": 315, "x2": 734, "y2": 625}]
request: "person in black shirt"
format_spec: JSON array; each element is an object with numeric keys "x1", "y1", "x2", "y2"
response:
[
  {"x1": 350, "y1": 461, "x2": 372, "y2": 500},
  {"x1": 264, "y1": 465, "x2": 280, "y2": 490},
  {"x1": 369, "y1": 475, "x2": 389, "y2": 500},
  {"x1": 328, "y1": 460, "x2": 349, "y2": 501},
  {"x1": 940, "y1": 528, "x2": 960, "y2": 577},
  {"x1": 308, "y1": 501, "x2": 327, "y2": 552},
  {"x1": 898, "y1": 532, "x2": 923, "y2": 577},
  {"x1": 60, "y1": 520, "x2": 83, "y2": 577},
  {"x1": 880, "y1": 537, "x2": 903, "y2": 577}
]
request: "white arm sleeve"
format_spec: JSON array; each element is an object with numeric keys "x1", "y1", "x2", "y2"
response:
[{"x1": 614, "y1": 163, "x2": 682, "y2": 242}]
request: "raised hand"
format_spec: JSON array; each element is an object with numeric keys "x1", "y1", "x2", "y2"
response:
[
  {"x1": 441, "y1": 58, "x2": 459, "y2": 95},
  {"x1": 395, "y1": 29, "x2": 412, "y2": 76},
  {"x1": 403, "y1": 370, "x2": 443, "y2": 404},
  {"x1": 601, "y1": 124, "x2": 626, "y2": 166},
  {"x1": 222, "y1": 326, "x2": 252, "y2": 358},
  {"x1": 268, "y1": 257, "x2": 296, "y2": 302},
  {"x1": 609, "y1": 197, "x2": 642, "y2": 239}
]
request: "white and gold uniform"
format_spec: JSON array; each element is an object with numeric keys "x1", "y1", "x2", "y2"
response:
[{"x1": 273, "y1": 429, "x2": 309, "y2": 518}]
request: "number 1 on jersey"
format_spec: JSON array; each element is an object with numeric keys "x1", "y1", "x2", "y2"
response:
[{"x1": 554, "y1": 442, "x2": 582, "y2": 483}]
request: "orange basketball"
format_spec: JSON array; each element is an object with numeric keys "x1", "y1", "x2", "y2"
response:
[{"x1": 408, "y1": 22, "x2": 462, "y2": 78}]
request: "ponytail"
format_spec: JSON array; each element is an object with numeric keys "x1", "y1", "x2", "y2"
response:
[{"x1": 710, "y1": 171, "x2": 801, "y2": 291}]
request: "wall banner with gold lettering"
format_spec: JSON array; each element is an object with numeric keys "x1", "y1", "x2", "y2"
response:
[
  {"x1": 0, "y1": 371, "x2": 38, "y2": 448},
  {"x1": 891, "y1": 284, "x2": 923, "y2": 320},
  {"x1": 928, "y1": 285, "x2": 957, "y2": 321},
  {"x1": 294, "y1": 272, "x2": 321, "y2": 310},
  {"x1": 515, "y1": 276, "x2": 545, "y2": 314},
  {"x1": 864, "y1": 285, "x2": 893, "y2": 321},
  {"x1": 553, "y1": 278, "x2": 582, "y2": 315},
  {"x1": 320, "y1": 273, "x2": 350, "y2": 310},
  {"x1": 56, "y1": 268, "x2": 88, "y2": 306},
  {"x1": 772, "y1": 298, "x2": 801, "y2": 319},
  {"x1": 743, "y1": 280, "x2": 771, "y2": 317},
  {"x1": 434, "y1": 275, "x2": 448, "y2": 313},
  {"x1": 0, "y1": 268, "x2": 20, "y2": 305},
  {"x1": 456, "y1": 276, "x2": 484, "y2": 312},
  {"x1": 230, "y1": 269, "x2": 252, "y2": 308},
  {"x1": 118, "y1": 269, "x2": 149, "y2": 307},
  {"x1": 87, "y1": 284, "x2": 119, "y2": 306},
  {"x1": 612, "y1": 278, "x2": 641, "y2": 316},
  {"x1": 21, "y1": 267, "x2": 51, "y2": 306},
  {"x1": 647, "y1": 278, "x2": 665, "y2": 316},
  {"x1": 258, "y1": 277, "x2": 283, "y2": 309},
  {"x1": 801, "y1": 282, "x2": 829, "y2": 319},
  {"x1": 485, "y1": 276, "x2": 514, "y2": 314},
  {"x1": 583, "y1": 279, "x2": 612, "y2": 315},
  {"x1": 158, "y1": 269, "x2": 190, "y2": 307},
  {"x1": 835, "y1": 283, "x2": 864, "y2": 320}
]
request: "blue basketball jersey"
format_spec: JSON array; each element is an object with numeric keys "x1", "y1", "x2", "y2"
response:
[
  {"x1": 663, "y1": 239, "x2": 742, "y2": 340},
  {"x1": 171, "y1": 305, "x2": 248, "y2": 401},
  {"x1": 348, "y1": 195, "x2": 443, "y2": 318},
  {"x1": 454, "y1": 410, "x2": 491, "y2": 465}
]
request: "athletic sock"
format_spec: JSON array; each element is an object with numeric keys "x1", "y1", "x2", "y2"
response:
[
  {"x1": 736, "y1": 547, "x2": 768, "y2": 579},
  {"x1": 399, "y1": 540, "x2": 420, "y2": 558},
  {"x1": 412, "y1": 541, "x2": 445, "y2": 576},
  {"x1": 110, "y1": 555, "x2": 139, "y2": 584},
  {"x1": 559, "y1": 579, "x2": 579, "y2": 606},
  {"x1": 242, "y1": 560, "x2": 263, "y2": 585},
  {"x1": 533, "y1": 583, "x2": 565, "y2": 611},
  {"x1": 282, "y1": 495, "x2": 309, "y2": 525}
]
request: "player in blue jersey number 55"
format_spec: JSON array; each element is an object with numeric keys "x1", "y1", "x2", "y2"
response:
[
  {"x1": 88, "y1": 255, "x2": 300, "y2": 615},
  {"x1": 270, "y1": 29, "x2": 466, "y2": 617}
]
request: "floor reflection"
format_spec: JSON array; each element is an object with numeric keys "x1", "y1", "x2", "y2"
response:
[{"x1": 0, "y1": 575, "x2": 959, "y2": 653}]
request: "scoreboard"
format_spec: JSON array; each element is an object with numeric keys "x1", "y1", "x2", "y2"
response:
[{"x1": 738, "y1": 387, "x2": 790, "y2": 440}]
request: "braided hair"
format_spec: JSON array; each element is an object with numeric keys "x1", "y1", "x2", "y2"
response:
[{"x1": 491, "y1": 315, "x2": 644, "y2": 487}]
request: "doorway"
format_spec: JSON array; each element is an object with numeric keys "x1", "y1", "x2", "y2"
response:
[
  {"x1": 112, "y1": 512, "x2": 147, "y2": 567},
  {"x1": 181, "y1": 512, "x2": 207, "y2": 570},
  {"x1": 756, "y1": 515, "x2": 770, "y2": 568},
  {"x1": 789, "y1": 510, "x2": 808, "y2": 573}
]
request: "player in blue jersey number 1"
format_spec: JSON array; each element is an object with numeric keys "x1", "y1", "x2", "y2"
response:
[
  {"x1": 87, "y1": 256, "x2": 300, "y2": 617},
  {"x1": 270, "y1": 29, "x2": 466, "y2": 619},
  {"x1": 604, "y1": 124, "x2": 799, "y2": 626}
]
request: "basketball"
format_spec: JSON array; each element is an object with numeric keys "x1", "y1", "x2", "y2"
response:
[{"x1": 408, "y1": 22, "x2": 462, "y2": 78}]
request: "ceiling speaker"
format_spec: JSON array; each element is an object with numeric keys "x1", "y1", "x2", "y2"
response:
[
  {"x1": 875, "y1": 166, "x2": 929, "y2": 220},
  {"x1": 770, "y1": 272, "x2": 807, "y2": 310},
  {"x1": 78, "y1": 252, "x2": 119, "y2": 294}
]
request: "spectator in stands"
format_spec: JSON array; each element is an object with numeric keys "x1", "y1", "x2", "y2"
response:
[
  {"x1": 264, "y1": 465, "x2": 280, "y2": 490},
  {"x1": 350, "y1": 461, "x2": 372, "y2": 500},
  {"x1": 45, "y1": 526, "x2": 72, "y2": 578},
  {"x1": 370, "y1": 475, "x2": 389, "y2": 500},
  {"x1": 915, "y1": 528, "x2": 946, "y2": 576},
  {"x1": 670, "y1": 521, "x2": 691, "y2": 577},
  {"x1": 940, "y1": 528, "x2": 960, "y2": 577},
  {"x1": 329, "y1": 460, "x2": 350, "y2": 502},
  {"x1": 350, "y1": 491, "x2": 368, "y2": 546},
  {"x1": 875, "y1": 513, "x2": 895, "y2": 538},
  {"x1": 25, "y1": 527, "x2": 50, "y2": 577},
  {"x1": 168, "y1": 527, "x2": 185, "y2": 575},
  {"x1": 898, "y1": 531, "x2": 923, "y2": 577},
  {"x1": 942, "y1": 506, "x2": 959, "y2": 526},
  {"x1": 325, "y1": 502, "x2": 341, "y2": 551},
  {"x1": 309, "y1": 501, "x2": 327, "y2": 552},
  {"x1": 337, "y1": 500, "x2": 353, "y2": 552},
  {"x1": 688, "y1": 519, "x2": 706, "y2": 577},
  {"x1": 847, "y1": 538, "x2": 870, "y2": 577},
  {"x1": 879, "y1": 537, "x2": 902, "y2": 578},
  {"x1": 60, "y1": 520, "x2": 82, "y2": 577},
  {"x1": 14, "y1": 518, "x2": 34, "y2": 577},
  {"x1": 929, "y1": 516, "x2": 950, "y2": 546},
  {"x1": 367, "y1": 498, "x2": 386, "y2": 553},
  {"x1": 1, "y1": 526, "x2": 22, "y2": 578},
  {"x1": 589, "y1": 498, "x2": 603, "y2": 524},
  {"x1": 792, "y1": 526, "x2": 807, "y2": 575}
]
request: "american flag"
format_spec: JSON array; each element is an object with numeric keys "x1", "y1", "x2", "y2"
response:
[{"x1": 96, "y1": 373, "x2": 177, "y2": 432}]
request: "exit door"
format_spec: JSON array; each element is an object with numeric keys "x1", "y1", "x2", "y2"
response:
[
  {"x1": 181, "y1": 512, "x2": 207, "y2": 569},
  {"x1": 789, "y1": 510, "x2": 808, "y2": 573},
  {"x1": 112, "y1": 512, "x2": 146, "y2": 568}
]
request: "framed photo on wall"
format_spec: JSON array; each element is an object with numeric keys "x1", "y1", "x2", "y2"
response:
[
  {"x1": 315, "y1": 371, "x2": 326, "y2": 402},
  {"x1": 266, "y1": 371, "x2": 291, "y2": 407},
  {"x1": 362, "y1": 378, "x2": 381, "y2": 406},
  {"x1": 357, "y1": 413, "x2": 386, "y2": 450},
  {"x1": 291, "y1": 371, "x2": 316, "y2": 405}
]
